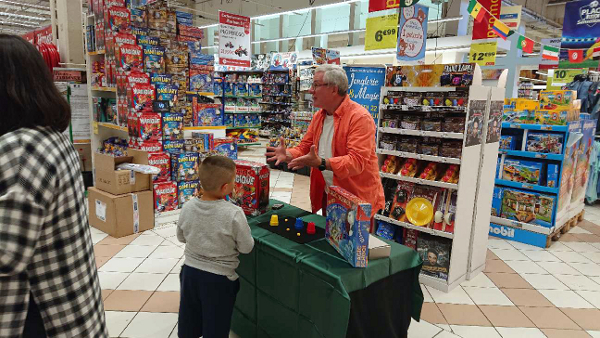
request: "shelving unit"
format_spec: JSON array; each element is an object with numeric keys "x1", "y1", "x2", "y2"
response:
[
  {"x1": 219, "y1": 70, "x2": 263, "y2": 145},
  {"x1": 375, "y1": 64, "x2": 504, "y2": 291},
  {"x1": 260, "y1": 68, "x2": 293, "y2": 136}
]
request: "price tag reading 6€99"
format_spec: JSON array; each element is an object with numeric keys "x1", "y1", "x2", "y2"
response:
[{"x1": 365, "y1": 13, "x2": 399, "y2": 51}]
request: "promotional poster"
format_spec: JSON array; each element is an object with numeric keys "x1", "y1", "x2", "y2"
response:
[
  {"x1": 560, "y1": 0, "x2": 600, "y2": 68},
  {"x1": 344, "y1": 66, "x2": 386, "y2": 124},
  {"x1": 218, "y1": 11, "x2": 251, "y2": 67},
  {"x1": 397, "y1": 4, "x2": 428, "y2": 63}
]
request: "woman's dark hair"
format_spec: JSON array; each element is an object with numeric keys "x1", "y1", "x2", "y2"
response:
[{"x1": 0, "y1": 34, "x2": 71, "y2": 137}]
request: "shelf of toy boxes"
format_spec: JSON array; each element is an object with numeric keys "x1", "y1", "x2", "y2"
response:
[
  {"x1": 84, "y1": 1, "x2": 225, "y2": 229},
  {"x1": 217, "y1": 70, "x2": 263, "y2": 146},
  {"x1": 260, "y1": 68, "x2": 294, "y2": 135},
  {"x1": 374, "y1": 64, "x2": 505, "y2": 292},
  {"x1": 490, "y1": 95, "x2": 597, "y2": 248}
]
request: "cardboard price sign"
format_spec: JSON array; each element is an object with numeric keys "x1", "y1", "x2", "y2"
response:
[
  {"x1": 365, "y1": 14, "x2": 398, "y2": 51},
  {"x1": 469, "y1": 41, "x2": 497, "y2": 66}
]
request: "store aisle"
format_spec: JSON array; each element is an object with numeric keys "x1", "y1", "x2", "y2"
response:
[{"x1": 90, "y1": 145, "x2": 600, "y2": 338}]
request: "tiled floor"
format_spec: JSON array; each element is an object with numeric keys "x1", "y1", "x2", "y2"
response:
[{"x1": 89, "y1": 144, "x2": 600, "y2": 337}]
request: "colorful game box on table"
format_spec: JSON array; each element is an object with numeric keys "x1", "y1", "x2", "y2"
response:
[
  {"x1": 163, "y1": 139, "x2": 185, "y2": 154},
  {"x1": 417, "y1": 233, "x2": 451, "y2": 280},
  {"x1": 500, "y1": 188, "x2": 555, "y2": 227},
  {"x1": 178, "y1": 180, "x2": 200, "y2": 207},
  {"x1": 230, "y1": 160, "x2": 269, "y2": 216},
  {"x1": 148, "y1": 152, "x2": 171, "y2": 183},
  {"x1": 213, "y1": 138, "x2": 237, "y2": 159},
  {"x1": 502, "y1": 159, "x2": 542, "y2": 185},
  {"x1": 499, "y1": 135, "x2": 517, "y2": 150},
  {"x1": 162, "y1": 112, "x2": 183, "y2": 140},
  {"x1": 171, "y1": 152, "x2": 199, "y2": 182},
  {"x1": 193, "y1": 103, "x2": 222, "y2": 126},
  {"x1": 326, "y1": 186, "x2": 371, "y2": 268},
  {"x1": 143, "y1": 46, "x2": 165, "y2": 74},
  {"x1": 526, "y1": 132, "x2": 563, "y2": 154},
  {"x1": 154, "y1": 181, "x2": 178, "y2": 212},
  {"x1": 547, "y1": 164, "x2": 559, "y2": 188}
]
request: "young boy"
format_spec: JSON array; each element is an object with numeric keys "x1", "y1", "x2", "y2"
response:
[{"x1": 177, "y1": 156, "x2": 254, "y2": 338}]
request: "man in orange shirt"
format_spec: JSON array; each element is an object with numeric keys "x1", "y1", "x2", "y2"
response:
[{"x1": 266, "y1": 65, "x2": 384, "y2": 229}]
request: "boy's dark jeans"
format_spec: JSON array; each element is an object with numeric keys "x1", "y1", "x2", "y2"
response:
[{"x1": 178, "y1": 265, "x2": 240, "y2": 338}]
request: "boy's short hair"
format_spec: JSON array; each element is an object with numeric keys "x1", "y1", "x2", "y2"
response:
[{"x1": 199, "y1": 156, "x2": 236, "y2": 192}]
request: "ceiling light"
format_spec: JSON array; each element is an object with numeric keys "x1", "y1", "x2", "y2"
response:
[
  {"x1": 0, "y1": 0, "x2": 49, "y2": 10},
  {"x1": 0, "y1": 11, "x2": 46, "y2": 21},
  {"x1": 0, "y1": 20, "x2": 39, "y2": 28}
]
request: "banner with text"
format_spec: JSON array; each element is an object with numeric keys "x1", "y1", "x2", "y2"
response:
[
  {"x1": 559, "y1": 0, "x2": 600, "y2": 68},
  {"x1": 218, "y1": 11, "x2": 251, "y2": 67},
  {"x1": 397, "y1": 4, "x2": 428, "y2": 63},
  {"x1": 344, "y1": 66, "x2": 386, "y2": 124},
  {"x1": 369, "y1": 0, "x2": 421, "y2": 13},
  {"x1": 499, "y1": 5, "x2": 522, "y2": 29},
  {"x1": 473, "y1": 0, "x2": 502, "y2": 40},
  {"x1": 365, "y1": 13, "x2": 398, "y2": 51},
  {"x1": 469, "y1": 41, "x2": 497, "y2": 66}
]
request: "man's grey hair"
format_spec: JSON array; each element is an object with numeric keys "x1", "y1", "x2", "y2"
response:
[{"x1": 315, "y1": 64, "x2": 348, "y2": 96}]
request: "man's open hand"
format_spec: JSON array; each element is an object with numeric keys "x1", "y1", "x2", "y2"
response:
[{"x1": 288, "y1": 145, "x2": 321, "y2": 170}]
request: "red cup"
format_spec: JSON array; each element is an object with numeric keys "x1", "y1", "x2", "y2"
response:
[{"x1": 307, "y1": 222, "x2": 316, "y2": 235}]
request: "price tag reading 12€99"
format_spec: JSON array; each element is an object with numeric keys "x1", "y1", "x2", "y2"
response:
[
  {"x1": 365, "y1": 13, "x2": 399, "y2": 51},
  {"x1": 469, "y1": 41, "x2": 498, "y2": 66}
]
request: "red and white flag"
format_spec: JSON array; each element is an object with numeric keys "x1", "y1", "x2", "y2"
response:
[{"x1": 569, "y1": 49, "x2": 584, "y2": 63}]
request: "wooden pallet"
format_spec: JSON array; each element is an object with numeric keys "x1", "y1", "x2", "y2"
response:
[{"x1": 546, "y1": 210, "x2": 585, "y2": 248}]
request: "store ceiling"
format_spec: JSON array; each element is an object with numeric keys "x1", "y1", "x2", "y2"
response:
[{"x1": 0, "y1": 0, "x2": 51, "y2": 34}]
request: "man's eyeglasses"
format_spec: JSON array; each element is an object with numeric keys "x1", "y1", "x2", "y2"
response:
[{"x1": 311, "y1": 82, "x2": 330, "y2": 89}]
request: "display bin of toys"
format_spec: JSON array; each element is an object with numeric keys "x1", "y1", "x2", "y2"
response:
[
  {"x1": 260, "y1": 68, "x2": 293, "y2": 136},
  {"x1": 491, "y1": 100, "x2": 597, "y2": 248}
]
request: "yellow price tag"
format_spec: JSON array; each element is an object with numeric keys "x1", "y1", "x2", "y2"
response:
[
  {"x1": 365, "y1": 13, "x2": 399, "y2": 51},
  {"x1": 93, "y1": 121, "x2": 98, "y2": 135},
  {"x1": 469, "y1": 41, "x2": 497, "y2": 66},
  {"x1": 548, "y1": 69, "x2": 586, "y2": 89}
]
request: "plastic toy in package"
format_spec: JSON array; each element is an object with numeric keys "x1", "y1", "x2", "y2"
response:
[
  {"x1": 502, "y1": 159, "x2": 542, "y2": 185},
  {"x1": 194, "y1": 103, "x2": 222, "y2": 126},
  {"x1": 213, "y1": 138, "x2": 237, "y2": 159}
]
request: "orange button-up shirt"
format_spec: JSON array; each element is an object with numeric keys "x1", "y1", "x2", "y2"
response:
[{"x1": 287, "y1": 95, "x2": 385, "y2": 216}]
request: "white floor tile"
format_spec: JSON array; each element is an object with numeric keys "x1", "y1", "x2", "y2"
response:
[
  {"x1": 520, "y1": 250, "x2": 562, "y2": 263},
  {"x1": 505, "y1": 261, "x2": 547, "y2": 275},
  {"x1": 462, "y1": 286, "x2": 513, "y2": 306},
  {"x1": 134, "y1": 258, "x2": 179, "y2": 274},
  {"x1": 508, "y1": 241, "x2": 544, "y2": 251},
  {"x1": 426, "y1": 286, "x2": 474, "y2": 305},
  {"x1": 460, "y1": 273, "x2": 496, "y2": 288},
  {"x1": 547, "y1": 242, "x2": 574, "y2": 252},
  {"x1": 435, "y1": 324, "x2": 453, "y2": 332},
  {"x1": 152, "y1": 226, "x2": 177, "y2": 239},
  {"x1": 488, "y1": 239, "x2": 517, "y2": 250},
  {"x1": 104, "y1": 311, "x2": 136, "y2": 338},
  {"x1": 570, "y1": 262, "x2": 600, "y2": 277},
  {"x1": 450, "y1": 325, "x2": 502, "y2": 338},
  {"x1": 490, "y1": 248, "x2": 531, "y2": 261},
  {"x1": 148, "y1": 246, "x2": 184, "y2": 259},
  {"x1": 568, "y1": 227, "x2": 592, "y2": 234},
  {"x1": 537, "y1": 261, "x2": 583, "y2": 276},
  {"x1": 120, "y1": 312, "x2": 178, "y2": 338},
  {"x1": 408, "y1": 318, "x2": 442, "y2": 338},
  {"x1": 433, "y1": 330, "x2": 462, "y2": 338},
  {"x1": 275, "y1": 181, "x2": 294, "y2": 189},
  {"x1": 117, "y1": 273, "x2": 167, "y2": 291},
  {"x1": 170, "y1": 259, "x2": 185, "y2": 274},
  {"x1": 130, "y1": 235, "x2": 165, "y2": 246},
  {"x1": 555, "y1": 274, "x2": 600, "y2": 292},
  {"x1": 421, "y1": 284, "x2": 433, "y2": 303},
  {"x1": 576, "y1": 291, "x2": 600, "y2": 308},
  {"x1": 552, "y1": 251, "x2": 595, "y2": 264},
  {"x1": 562, "y1": 242, "x2": 600, "y2": 253},
  {"x1": 99, "y1": 257, "x2": 145, "y2": 273},
  {"x1": 92, "y1": 232, "x2": 109, "y2": 245},
  {"x1": 157, "y1": 273, "x2": 180, "y2": 292},
  {"x1": 496, "y1": 327, "x2": 546, "y2": 338},
  {"x1": 89, "y1": 226, "x2": 106, "y2": 235},
  {"x1": 114, "y1": 245, "x2": 157, "y2": 258},
  {"x1": 582, "y1": 252, "x2": 600, "y2": 264},
  {"x1": 588, "y1": 331, "x2": 600, "y2": 338},
  {"x1": 520, "y1": 274, "x2": 570, "y2": 290},
  {"x1": 539, "y1": 289, "x2": 595, "y2": 308},
  {"x1": 97, "y1": 272, "x2": 130, "y2": 290}
]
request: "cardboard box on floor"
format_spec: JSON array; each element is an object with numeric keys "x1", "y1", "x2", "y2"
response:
[
  {"x1": 94, "y1": 149, "x2": 151, "y2": 195},
  {"x1": 88, "y1": 187, "x2": 155, "y2": 238}
]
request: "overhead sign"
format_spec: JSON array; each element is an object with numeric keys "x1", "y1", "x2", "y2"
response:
[
  {"x1": 499, "y1": 5, "x2": 522, "y2": 29},
  {"x1": 365, "y1": 13, "x2": 398, "y2": 51},
  {"x1": 547, "y1": 68, "x2": 586, "y2": 90},
  {"x1": 218, "y1": 11, "x2": 251, "y2": 68},
  {"x1": 469, "y1": 41, "x2": 497, "y2": 66},
  {"x1": 344, "y1": 66, "x2": 386, "y2": 124},
  {"x1": 369, "y1": 0, "x2": 421, "y2": 13},
  {"x1": 560, "y1": 0, "x2": 600, "y2": 68},
  {"x1": 396, "y1": 4, "x2": 428, "y2": 63},
  {"x1": 473, "y1": 0, "x2": 502, "y2": 40}
]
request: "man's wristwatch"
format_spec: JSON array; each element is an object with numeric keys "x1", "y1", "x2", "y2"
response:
[{"x1": 318, "y1": 158, "x2": 326, "y2": 171}]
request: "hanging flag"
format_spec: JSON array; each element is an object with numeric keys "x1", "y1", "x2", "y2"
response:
[
  {"x1": 491, "y1": 19, "x2": 511, "y2": 40},
  {"x1": 542, "y1": 45, "x2": 559, "y2": 61},
  {"x1": 467, "y1": 0, "x2": 486, "y2": 22},
  {"x1": 568, "y1": 49, "x2": 584, "y2": 63},
  {"x1": 593, "y1": 46, "x2": 600, "y2": 58},
  {"x1": 517, "y1": 35, "x2": 534, "y2": 53}
]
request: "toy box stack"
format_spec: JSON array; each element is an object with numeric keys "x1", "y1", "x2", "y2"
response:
[
  {"x1": 231, "y1": 160, "x2": 269, "y2": 216},
  {"x1": 88, "y1": 143, "x2": 155, "y2": 238},
  {"x1": 326, "y1": 186, "x2": 372, "y2": 268},
  {"x1": 503, "y1": 91, "x2": 579, "y2": 126}
]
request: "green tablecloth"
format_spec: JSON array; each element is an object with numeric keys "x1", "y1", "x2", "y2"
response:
[{"x1": 232, "y1": 200, "x2": 424, "y2": 338}]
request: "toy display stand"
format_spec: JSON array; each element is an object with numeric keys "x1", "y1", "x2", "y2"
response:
[
  {"x1": 491, "y1": 116, "x2": 597, "y2": 248},
  {"x1": 260, "y1": 67, "x2": 293, "y2": 135},
  {"x1": 375, "y1": 63, "x2": 505, "y2": 292}
]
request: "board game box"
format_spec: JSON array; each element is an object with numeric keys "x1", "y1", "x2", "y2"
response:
[
  {"x1": 231, "y1": 160, "x2": 269, "y2": 216},
  {"x1": 502, "y1": 159, "x2": 542, "y2": 185},
  {"x1": 143, "y1": 46, "x2": 165, "y2": 74},
  {"x1": 171, "y1": 152, "x2": 199, "y2": 182},
  {"x1": 326, "y1": 186, "x2": 371, "y2": 268},
  {"x1": 178, "y1": 180, "x2": 200, "y2": 207},
  {"x1": 526, "y1": 132, "x2": 563, "y2": 154},
  {"x1": 162, "y1": 112, "x2": 184, "y2": 140},
  {"x1": 153, "y1": 181, "x2": 178, "y2": 212},
  {"x1": 213, "y1": 138, "x2": 237, "y2": 159},
  {"x1": 547, "y1": 163, "x2": 559, "y2": 188},
  {"x1": 501, "y1": 188, "x2": 555, "y2": 227},
  {"x1": 148, "y1": 152, "x2": 170, "y2": 183},
  {"x1": 163, "y1": 139, "x2": 185, "y2": 154},
  {"x1": 417, "y1": 233, "x2": 451, "y2": 280}
]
